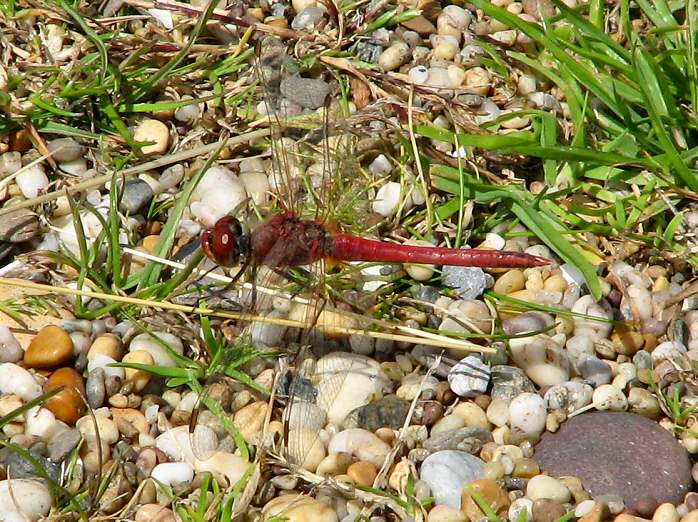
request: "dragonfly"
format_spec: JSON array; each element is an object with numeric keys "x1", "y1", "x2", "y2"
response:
[{"x1": 185, "y1": 36, "x2": 552, "y2": 519}]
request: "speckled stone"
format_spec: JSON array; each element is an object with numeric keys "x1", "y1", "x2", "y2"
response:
[
  {"x1": 344, "y1": 396, "x2": 411, "y2": 431},
  {"x1": 535, "y1": 412, "x2": 692, "y2": 511}
]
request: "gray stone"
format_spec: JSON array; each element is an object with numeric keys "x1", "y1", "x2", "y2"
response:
[
  {"x1": 448, "y1": 355, "x2": 491, "y2": 397},
  {"x1": 86, "y1": 368, "x2": 106, "y2": 408},
  {"x1": 502, "y1": 311, "x2": 555, "y2": 336},
  {"x1": 120, "y1": 178, "x2": 153, "y2": 214},
  {"x1": 420, "y1": 450, "x2": 486, "y2": 508},
  {"x1": 280, "y1": 76, "x2": 330, "y2": 109},
  {"x1": 577, "y1": 356, "x2": 613, "y2": 386},
  {"x1": 491, "y1": 365, "x2": 536, "y2": 401},
  {"x1": 442, "y1": 266, "x2": 487, "y2": 299},
  {"x1": 6, "y1": 449, "x2": 60, "y2": 482},
  {"x1": 290, "y1": 7, "x2": 325, "y2": 31},
  {"x1": 344, "y1": 396, "x2": 411, "y2": 431},
  {"x1": 0, "y1": 209, "x2": 39, "y2": 243},
  {"x1": 48, "y1": 428, "x2": 81, "y2": 462},
  {"x1": 424, "y1": 426, "x2": 493, "y2": 453},
  {"x1": 535, "y1": 412, "x2": 693, "y2": 511}
]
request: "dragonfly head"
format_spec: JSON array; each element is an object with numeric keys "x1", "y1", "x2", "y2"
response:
[{"x1": 201, "y1": 216, "x2": 250, "y2": 267}]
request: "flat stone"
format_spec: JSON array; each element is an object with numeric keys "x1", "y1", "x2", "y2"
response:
[
  {"x1": 280, "y1": 76, "x2": 330, "y2": 109},
  {"x1": 535, "y1": 412, "x2": 692, "y2": 511},
  {"x1": 491, "y1": 365, "x2": 537, "y2": 401},
  {"x1": 344, "y1": 396, "x2": 411, "y2": 431},
  {"x1": 442, "y1": 266, "x2": 487, "y2": 299}
]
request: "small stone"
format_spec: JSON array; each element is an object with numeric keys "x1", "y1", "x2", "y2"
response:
[
  {"x1": 452, "y1": 401, "x2": 491, "y2": 430},
  {"x1": 628, "y1": 388, "x2": 660, "y2": 419},
  {"x1": 420, "y1": 450, "x2": 486, "y2": 508},
  {"x1": 86, "y1": 368, "x2": 106, "y2": 408},
  {"x1": 494, "y1": 269, "x2": 526, "y2": 294},
  {"x1": 262, "y1": 493, "x2": 339, "y2": 522},
  {"x1": 316, "y1": 452, "x2": 353, "y2": 477},
  {"x1": 379, "y1": 41, "x2": 411, "y2": 71},
  {"x1": 128, "y1": 331, "x2": 184, "y2": 368},
  {"x1": 233, "y1": 401, "x2": 268, "y2": 443},
  {"x1": 328, "y1": 428, "x2": 390, "y2": 468},
  {"x1": 0, "y1": 209, "x2": 39, "y2": 243},
  {"x1": 135, "y1": 504, "x2": 177, "y2": 522},
  {"x1": 442, "y1": 266, "x2": 487, "y2": 299},
  {"x1": 510, "y1": 498, "x2": 534, "y2": 522},
  {"x1": 372, "y1": 181, "x2": 403, "y2": 217},
  {"x1": 653, "y1": 503, "x2": 680, "y2": 522},
  {"x1": 7, "y1": 449, "x2": 60, "y2": 482},
  {"x1": 0, "y1": 151, "x2": 21, "y2": 178},
  {"x1": 448, "y1": 355, "x2": 491, "y2": 397},
  {"x1": 0, "y1": 363, "x2": 42, "y2": 400},
  {"x1": 0, "y1": 479, "x2": 52, "y2": 521},
  {"x1": 16, "y1": 164, "x2": 50, "y2": 198},
  {"x1": 592, "y1": 384, "x2": 627, "y2": 412},
  {"x1": 151, "y1": 462, "x2": 194, "y2": 487},
  {"x1": 491, "y1": 365, "x2": 537, "y2": 401},
  {"x1": 577, "y1": 355, "x2": 613, "y2": 386},
  {"x1": 47, "y1": 138, "x2": 84, "y2": 162},
  {"x1": 120, "y1": 178, "x2": 154, "y2": 214},
  {"x1": 87, "y1": 334, "x2": 123, "y2": 361},
  {"x1": 111, "y1": 408, "x2": 150, "y2": 434},
  {"x1": 193, "y1": 451, "x2": 249, "y2": 486},
  {"x1": 532, "y1": 498, "x2": 567, "y2": 522},
  {"x1": 24, "y1": 325, "x2": 74, "y2": 369},
  {"x1": 428, "y1": 505, "x2": 469, "y2": 522},
  {"x1": 344, "y1": 396, "x2": 411, "y2": 431},
  {"x1": 535, "y1": 412, "x2": 692, "y2": 511},
  {"x1": 510, "y1": 392, "x2": 546, "y2": 437},
  {"x1": 76, "y1": 414, "x2": 119, "y2": 445},
  {"x1": 424, "y1": 426, "x2": 493, "y2": 453},
  {"x1": 461, "y1": 478, "x2": 510, "y2": 519},
  {"x1": 280, "y1": 76, "x2": 331, "y2": 109},
  {"x1": 527, "y1": 474, "x2": 571, "y2": 502},
  {"x1": 43, "y1": 367, "x2": 86, "y2": 425},
  {"x1": 47, "y1": 427, "x2": 81, "y2": 462},
  {"x1": 347, "y1": 460, "x2": 378, "y2": 485},
  {"x1": 122, "y1": 350, "x2": 154, "y2": 391},
  {"x1": 134, "y1": 119, "x2": 170, "y2": 155},
  {"x1": 291, "y1": 7, "x2": 325, "y2": 30},
  {"x1": 0, "y1": 326, "x2": 23, "y2": 362}
]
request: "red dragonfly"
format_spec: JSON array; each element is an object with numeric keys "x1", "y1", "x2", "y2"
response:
[{"x1": 201, "y1": 211, "x2": 550, "y2": 271}]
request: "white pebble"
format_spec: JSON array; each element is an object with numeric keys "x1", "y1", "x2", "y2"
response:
[
  {"x1": 155, "y1": 425, "x2": 217, "y2": 465},
  {"x1": 0, "y1": 152, "x2": 21, "y2": 178},
  {"x1": 174, "y1": 100, "x2": 200, "y2": 125},
  {"x1": 0, "y1": 363, "x2": 41, "y2": 401},
  {"x1": 509, "y1": 497, "x2": 533, "y2": 522},
  {"x1": 369, "y1": 154, "x2": 392, "y2": 176},
  {"x1": 0, "y1": 479, "x2": 52, "y2": 522},
  {"x1": 159, "y1": 164, "x2": 185, "y2": 190},
  {"x1": 448, "y1": 355, "x2": 491, "y2": 397},
  {"x1": 575, "y1": 500, "x2": 598, "y2": 517},
  {"x1": 0, "y1": 327, "x2": 23, "y2": 363},
  {"x1": 517, "y1": 74, "x2": 537, "y2": 95},
  {"x1": 25, "y1": 406, "x2": 57, "y2": 439},
  {"x1": 652, "y1": 341, "x2": 687, "y2": 365},
  {"x1": 373, "y1": 181, "x2": 404, "y2": 217},
  {"x1": 464, "y1": 67, "x2": 491, "y2": 95},
  {"x1": 238, "y1": 170, "x2": 270, "y2": 206},
  {"x1": 437, "y1": 5, "x2": 471, "y2": 39},
  {"x1": 151, "y1": 462, "x2": 194, "y2": 487},
  {"x1": 328, "y1": 428, "x2": 390, "y2": 468},
  {"x1": 509, "y1": 392, "x2": 546, "y2": 437},
  {"x1": 194, "y1": 451, "x2": 248, "y2": 486},
  {"x1": 572, "y1": 295, "x2": 613, "y2": 338},
  {"x1": 76, "y1": 414, "x2": 119, "y2": 445},
  {"x1": 134, "y1": 119, "x2": 170, "y2": 155},
  {"x1": 509, "y1": 335, "x2": 570, "y2": 387},
  {"x1": 592, "y1": 384, "x2": 627, "y2": 412},
  {"x1": 129, "y1": 331, "x2": 184, "y2": 368},
  {"x1": 426, "y1": 67, "x2": 451, "y2": 88},
  {"x1": 408, "y1": 66, "x2": 429, "y2": 84},
  {"x1": 192, "y1": 166, "x2": 247, "y2": 226},
  {"x1": 86, "y1": 354, "x2": 124, "y2": 381},
  {"x1": 403, "y1": 240, "x2": 436, "y2": 281},
  {"x1": 16, "y1": 164, "x2": 49, "y2": 199},
  {"x1": 58, "y1": 158, "x2": 88, "y2": 177},
  {"x1": 487, "y1": 397, "x2": 510, "y2": 427},
  {"x1": 526, "y1": 474, "x2": 571, "y2": 502}
]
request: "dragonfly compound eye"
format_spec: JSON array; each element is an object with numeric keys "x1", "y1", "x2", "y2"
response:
[{"x1": 201, "y1": 216, "x2": 248, "y2": 267}]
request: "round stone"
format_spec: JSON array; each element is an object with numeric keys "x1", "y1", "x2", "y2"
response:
[
  {"x1": 43, "y1": 367, "x2": 86, "y2": 425},
  {"x1": 448, "y1": 355, "x2": 491, "y2": 398},
  {"x1": 347, "y1": 460, "x2": 378, "y2": 485},
  {"x1": 535, "y1": 412, "x2": 692, "y2": 511},
  {"x1": 134, "y1": 119, "x2": 170, "y2": 155},
  {"x1": 24, "y1": 325, "x2": 74, "y2": 369},
  {"x1": 461, "y1": 478, "x2": 510, "y2": 520},
  {"x1": 420, "y1": 450, "x2": 486, "y2": 508}
]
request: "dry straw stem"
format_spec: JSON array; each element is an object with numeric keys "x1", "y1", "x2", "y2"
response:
[
  {"x1": 0, "y1": 128, "x2": 271, "y2": 218},
  {"x1": 0, "y1": 278, "x2": 492, "y2": 353}
]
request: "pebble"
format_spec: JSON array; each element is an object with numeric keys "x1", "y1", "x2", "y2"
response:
[
  {"x1": 111, "y1": 407, "x2": 149, "y2": 434},
  {"x1": 0, "y1": 363, "x2": 42, "y2": 400},
  {"x1": 527, "y1": 474, "x2": 572, "y2": 502},
  {"x1": 428, "y1": 505, "x2": 469, "y2": 522},
  {"x1": 448, "y1": 355, "x2": 491, "y2": 397},
  {"x1": 135, "y1": 504, "x2": 177, "y2": 522},
  {"x1": 510, "y1": 498, "x2": 534, "y2": 522},
  {"x1": 461, "y1": 478, "x2": 511, "y2": 519},
  {"x1": 151, "y1": 462, "x2": 194, "y2": 487},
  {"x1": 328, "y1": 428, "x2": 390, "y2": 468},
  {"x1": 0, "y1": 209, "x2": 39, "y2": 243},
  {"x1": 531, "y1": 498, "x2": 567, "y2": 522},
  {"x1": 591, "y1": 384, "x2": 628, "y2": 412},
  {"x1": 424, "y1": 426, "x2": 493, "y2": 453},
  {"x1": 344, "y1": 396, "x2": 410, "y2": 431},
  {"x1": 347, "y1": 460, "x2": 377, "y2": 485},
  {"x1": 286, "y1": 428, "x2": 327, "y2": 472},
  {"x1": 0, "y1": 151, "x2": 21, "y2": 177},
  {"x1": 262, "y1": 493, "x2": 339, "y2": 522},
  {"x1": 155, "y1": 425, "x2": 217, "y2": 465},
  {"x1": 0, "y1": 326, "x2": 23, "y2": 362},
  {"x1": 452, "y1": 401, "x2": 491, "y2": 430},
  {"x1": 121, "y1": 350, "x2": 154, "y2": 391},
  {"x1": 233, "y1": 401, "x2": 268, "y2": 442},
  {"x1": 0, "y1": 479, "x2": 52, "y2": 521},
  {"x1": 6, "y1": 449, "x2": 60, "y2": 482},
  {"x1": 193, "y1": 450, "x2": 249, "y2": 486},
  {"x1": 191, "y1": 166, "x2": 247, "y2": 226},
  {"x1": 509, "y1": 392, "x2": 546, "y2": 437},
  {"x1": 316, "y1": 452, "x2": 353, "y2": 477},
  {"x1": 43, "y1": 367, "x2": 86, "y2": 425},
  {"x1": 120, "y1": 178, "x2": 154, "y2": 214},
  {"x1": 285, "y1": 400, "x2": 327, "y2": 433},
  {"x1": 495, "y1": 269, "x2": 526, "y2": 294},
  {"x1": 280, "y1": 76, "x2": 330, "y2": 109},
  {"x1": 654, "y1": 503, "x2": 680, "y2": 522},
  {"x1": 442, "y1": 266, "x2": 487, "y2": 299},
  {"x1": 577, "y1": 355, "x2": 613, "y2": 386},
  {"x1": 314, "y1": 352, "x2": 389, "y2": 426},
  {"x1": 16, "y1": 164, "x2": 49, "y2": 198},
  {"x1": 379, "y1": 41, "x2": 411, "y2": 71},
  {"x1": 372, "y1": 181, "x2": 403, "y2": 216},
  {"x1": 134, "y1": 119, "x2": 170, "y2": 155},
  {"x1": 420, "y1": 450, "x2": 486, "y2": 508},
  {"x1": 47, "y1": 137, "x2": 83, "y2": 162},
  {"x1": 23, "y1": 325, "x2": 74, "y2": 369},
  {"x1": 491, "y1": 365, "x2": 537, "y2": 400},
  {"x1": 509, "y1": 334, "x2": 570, "y2": 387},
  {"x1": 76, "y1": 414, "x2": 119, "y2": 445},
  {"x1": 536, "y1": 412, "x2": 692, "y2": 511},
  {"x1": 86, "y1": 368, "x2": 106, "y2": 408},
  {"x1": 128, "y1": 331, "x2": 184, "y2": 368},
  {"x1": 291, "y1": 7, "x2": 325, "y2": 30},
  {"x1": 502, "y1": 311, "x2": 555, "y2": 336},
  {"x1": 87, "y1": 334, "x2": 123, "y2": 361},
  {"x1": 47, "y1": 426, "x2": 81, "y2": 461}
]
